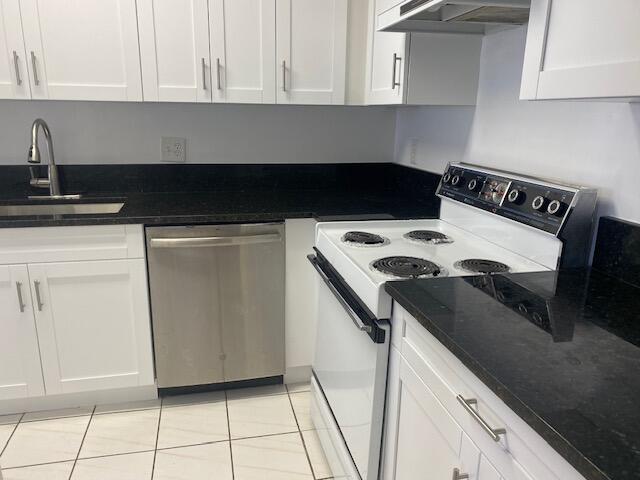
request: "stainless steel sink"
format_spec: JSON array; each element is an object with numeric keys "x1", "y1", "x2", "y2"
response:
[{"x1": 0, "y1": 202, "x2": 125, "y2": 216}]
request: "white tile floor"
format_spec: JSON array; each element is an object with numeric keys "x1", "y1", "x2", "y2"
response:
[{"x1": 0, "y1": 382, "x2": 333, "y2": 480}]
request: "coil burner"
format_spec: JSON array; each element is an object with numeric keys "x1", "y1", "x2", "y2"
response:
[
  {"x1": 455, "y1": 259, "x2": 511, "y2": 274},
  {"x1": 341, "y1": 231, "x2": 389, "y2": 247},
  {"x1": 404, "y1": 230, "x2": 453, "y2": 245},
  {"x1": 372, "y1": 256, "x2": 443, "y2": 278}
]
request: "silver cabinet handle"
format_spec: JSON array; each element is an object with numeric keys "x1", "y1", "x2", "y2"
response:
[
  {"x1": 34, "y1": 280, "x2": 44, "y2": 311},
  {"x1": 201, "y1": 58, "x2": 207, "y2": 90},
  {"x1": 149, "y1": 233, "x2": 282, "y2": 249},
  {"x1": 16, "y1": 282, "x2": 25, "y2": 313},
  {"x1": 216, "y1": 58, "x2": 221, "y2": 90},
  {"x1": 13, "y1": 51, "x2": 22, "y2": 86},
  {"x1": 452, "y1": 468, "x2": 470, "y2": 480},
  {"x1": 30, "y1": 51, "x2": 39, "y2": 86},
  {"x1": 456, "y1": 395, "x2": 506, "y2": 442},
  {"x1": 391, "y1": 53, "x2": 401, "y2": 89},
  {"x1": 282, "y1": 60, "x2": 286, "y2": 92}
]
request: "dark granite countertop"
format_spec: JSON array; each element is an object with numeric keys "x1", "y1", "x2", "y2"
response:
[
  {"x1": 385, "y1": 268, "x2": 640, "y2": 480},
  {"x1": 0, "y1": 163, "x2": 441, "y2": 228}
]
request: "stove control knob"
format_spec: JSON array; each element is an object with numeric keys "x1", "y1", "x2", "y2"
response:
[
  {"x1": 467, "y1": 179, "x2": 482, "y2": 192},
  {"x1": 507, "y1": 189, "x2": 525, "y2": 205},
  {"x1": 547, "y1": 199, "x2": 567, "y2": 216},
  {"x1": 451, "y1": 175, "x2": 464, "y2": 187},
  {"x1": 442, "y1": 172, "x2": 452, "y2": 184},
  {"x1": 531, "y1": 195, "x2": 549, "y2": 211}
]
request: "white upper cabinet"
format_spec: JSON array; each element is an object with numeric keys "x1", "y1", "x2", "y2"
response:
[
  {"x1": 210, "y1": 0, "x2": 276, "y2": 104},
  {"x1": 521, "y1": 0, "x2": 640, "y2": 100},
  {"x1": 276, "y1": 0, "x2": 347, "y2": 105},
  {"x1": 367, "y1": 0, "x2": 481, "y2": 105},
  {"x1": 0, "y1": 0, "x2": 30, "y2": 99},
  {"x1": 28, "y1": 259, "x2": 154, "y2": 395},
  {"x1": 19, "y1": 0, "x2": 142, "y2": 101},
  {"x1": 0, "y1": 264, "x2": 44, "y2": 400},
  {"x1": 138, "y1": 0, "x2": 211, "y2": 103}
]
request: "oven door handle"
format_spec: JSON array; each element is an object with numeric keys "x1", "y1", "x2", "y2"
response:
[{"x1": 309, "y1": 255, "x2": 372, "y2": 334}]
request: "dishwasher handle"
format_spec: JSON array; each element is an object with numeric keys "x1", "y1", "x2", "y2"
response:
[{"x1": 149, "y1": 232, "x2": 282, "y2": 249}]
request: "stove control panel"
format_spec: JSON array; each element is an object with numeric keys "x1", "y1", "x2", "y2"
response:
[{"x1": 438, "y1": 164, "x2": 578, "y2": 235}]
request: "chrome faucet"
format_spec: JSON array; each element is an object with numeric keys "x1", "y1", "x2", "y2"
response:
[{"x1": 28, "y1": 118, "x2": 63, "y2": 197}]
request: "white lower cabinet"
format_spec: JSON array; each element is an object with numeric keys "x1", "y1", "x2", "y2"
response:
[
  {"x1": 0, "y1": 264, "x2": 44, "y2": 400},
  {"x1": 28, "y1": 259, "x2": 154, "y2": 395},
  {"x1": 0, "y1": 225, "x2": 155, "y2": 410},
  {"x1": 383, "y1": 306, "x2": 588, "y2": 480}
]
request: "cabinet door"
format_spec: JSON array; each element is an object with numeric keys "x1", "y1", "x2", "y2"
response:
[
  {"x1": 138, "y1": 0, "x2": 211, "y2": 102},
  {"x1": 28, "y1": 259, "x2": 154, "y2": 395},
  {"x1": 0, "y1": 264, "x2": 44, "y2": 400},
  {"x1": 20, "y1": 0, "x2": 142, "y2": 101},
  {"x1": 365, "y1": 26, "x2": 406, "y2": 104},
  {"x1": 210, "y1": 0, "x2": 276, "y2": 104},
  {"x1": 0, "y1": 0, "x2": 30, "y2": 99},
  {"x1": 275, "y1": 0, "x2": 347, "y2": 104},
  {"x1": 394, "y1": 358, "x2": 464, "y2": 479},
  {"x1": 521, "y1": 0, "x2": 640, "y2": 100}
]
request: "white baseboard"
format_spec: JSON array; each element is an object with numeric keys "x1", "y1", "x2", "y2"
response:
[
  {"x1": 284, "y1": 365, "x2": 312, "y2": 385},
  {"x1": 0, "y1": 384, "x2": 158, "y2": 416}
]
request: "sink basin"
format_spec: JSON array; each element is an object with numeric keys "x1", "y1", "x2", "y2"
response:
[{"x1": 0, "y1": 202, "x2": 125, "y2": 216}]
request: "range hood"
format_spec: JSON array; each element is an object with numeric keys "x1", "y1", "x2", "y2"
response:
[{"x1": 378, "y1": 0, "x2": 530, "y2": 34}]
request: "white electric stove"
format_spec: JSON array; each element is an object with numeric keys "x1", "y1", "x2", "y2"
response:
[{"x1": 308, "y1": 163, "x2": 598, "y2": 480}]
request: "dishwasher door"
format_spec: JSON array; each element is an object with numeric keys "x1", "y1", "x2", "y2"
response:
[{"x1": 146, "y1": 223, "x2": 285, "y2": 388}]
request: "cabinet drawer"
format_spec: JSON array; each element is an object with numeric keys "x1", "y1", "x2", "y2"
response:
[
  {"x1": 400, "y1": 315, "x2": 584, "y2": 480},
  {"x1": 0, "y1": 225, "x2": 144, "y2": 264}
]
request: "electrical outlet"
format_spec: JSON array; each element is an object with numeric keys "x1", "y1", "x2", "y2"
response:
[
  {"x1": 161, "y1": 137, "x2": 186, "y2": 163},
  {"x1": 409, "y1": 138, "x2": 418, "y2": 165}
]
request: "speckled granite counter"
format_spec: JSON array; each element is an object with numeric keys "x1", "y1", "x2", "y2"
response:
[
  {"x1": 0, "y1": 163, "x2": 441, "y2": 228},
  {"x1": 385, "y1": 217, "x2": 640, "y2": 480}
]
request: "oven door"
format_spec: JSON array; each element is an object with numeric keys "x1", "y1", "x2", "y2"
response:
[{"x1": 308, "y1": 253, "x2": 390, "y2": 480}]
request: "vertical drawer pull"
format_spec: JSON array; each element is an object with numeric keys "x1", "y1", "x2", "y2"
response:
[
  {"x1": 16, "y1": 282, "x2": 26, "y2": 312},
  {"x1": 201, "y1": 58, "x2": 207, "y2": 90},
  {"x1": 34, "y1": 280, "x2": 44, "y2": 311},
  {"x1": 452, "y1": 468, "x2": 469, "y2": 480},
  {"x1": 282, "y1": 60, "x2": 287, "y2": 92},
  {"x1": 456, "y1": 395, "x2": 506, "y2": 442},
  {"x1": 216, "y1": 58, "x2": 222, "y2": 90},
  {"x1": 391, "y1": 53, "x2": 401, "y2": 89}
]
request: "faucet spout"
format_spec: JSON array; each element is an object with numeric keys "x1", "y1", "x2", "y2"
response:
[{"x1": 28, "y1": 118, "x2": 62, "y2": 197}]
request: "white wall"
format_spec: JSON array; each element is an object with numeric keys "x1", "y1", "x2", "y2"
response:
[
  {"x1": 395, "y1": 26, "x2": 640, "y2": 224},
  {"x1": 0, "y1": 101, "x2": 396, "y2": 165}
]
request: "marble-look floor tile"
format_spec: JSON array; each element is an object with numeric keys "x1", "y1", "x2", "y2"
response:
[
  {"x1": 1, "y1": 461, "x2": 74, "y2": 480},
  {"x1": 0, "y1": 424, "x2": 16, "y2": 453},
  {"x1": 228, "y1": 392, "x2": 297, "y2": 439},
  {"x1": 79, "y1": 409, "x2": 159, "y2": 458},
  {"x1": 301, "y1": 429, "x2": 333, "y2": 479},
  {"x1": 72, "y1": 451, "x2": 154, "y2": 480},
  {"x1": 232, "y1": 432, "x2": 313, "y2": 480},
  {"x1": 289, "y1": 392, "x2": 312, "y2": 431},
  {"x1": 226, "y1": 384, "x2": 287, "y2": 400},
  {"x1": 94, "y1": 398, "x2": 161, "y2": 415},
  {"x1": 162, "y1": 391, "x2": 225, "y2": 408},
  {"x1": 157, "y1": 400, "x2": 228, "y2": 449},
  {"x1": 286, "y1": 382, "x2": 311, "y2": 394},
  {"x1": 153, "y1": 442, "x2": 233, "y2": 480},
  {"x1": 0, "y1": 415, "x2": 21, "y2": 426},
  {"x1": 22, "y1": 406, "x2": 94, "y2": 423},
  {"x1": 0, "y1": 416, "x2": 90, "y2": 468}
]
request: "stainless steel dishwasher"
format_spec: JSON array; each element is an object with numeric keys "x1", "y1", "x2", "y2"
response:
[{"x1": 146, "y1": 223, "x2": 285, "y2": 389}]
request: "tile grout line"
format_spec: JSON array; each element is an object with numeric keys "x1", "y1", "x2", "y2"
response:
[
  {"x1": 68, "y1": 405, "x2": 96, "y2": 480},
  {"x1": 0, "y1": 412, "x2": 24, "y2": 461},
  {"x1": 287, "y1": 391, "x2": 317, "y2": 480},
  {"x1": 150, "y1": 396, "x2": 164, "y2": 480},
  {"x1": 224, "y1": 390, "x2": 235, "y2": 480}
]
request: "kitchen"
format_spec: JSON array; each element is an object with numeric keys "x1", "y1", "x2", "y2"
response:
[{"x1": 0, "y1": 0, "x2": 638, "y2": 479}]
